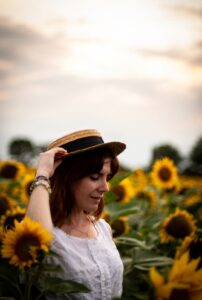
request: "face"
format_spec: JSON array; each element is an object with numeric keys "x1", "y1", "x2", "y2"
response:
[{"x1": 71, "y1": 158, "x2": 111, "y2": 213}]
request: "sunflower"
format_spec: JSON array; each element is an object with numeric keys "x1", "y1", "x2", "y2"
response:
[
  {"x1": 1, "y1": 216, "x2": 52, "y2": 269},
  {"x1": 101, "y1": 210, "x2": 111, "y2": 223},
  {"x1": 177, "y1": 177, "x2": 201, "y2": 206},
  {"x1": 26, "y1": 165, "x2": 36, "y2": 176},
  {"x1": 151, "y1": 157, "x2": 179, "y2": 190},
  {"x1": 176, "y1": 236, "x2": 202, "y2": 267},
  {"x1": 183, "y1": 194, "x2": 201, "y2": 206},
  {"x1": 110, "y1": 177, "x2": 135, "y2": 204},
  {"x1": 160, "y1": 208, "x2": 196, "y2": 243},
  {"x1": 178, "y1": 178, "x2": 196, "y2": 196},
  {"x1": 134, "y1": 188, "x2": 158, "y2": 208},
  {"x1": 0, "y1": 160, "x2": 26, "y2": 180},
  {"x1": 0, "y1": 192, "x2": 16, "y2": 219},
  {"x1": 19, "y1": 173, "x2": 35, "y2": 204},
  {"x1": 0, "y1": 227, "x2": 5, "y2": 257},
  {"x1": 0, "y1": 180, "x2": 10, "y2": 194},
  {"x1": 111, "y1": 217, "x2": 129, "y2": 238},
  {"x1": 150, "y1": 251, "x2": 202, "y2": 300},
  {"x1": 0, "y1": 207, "x2": 26, "y2": 230},
  {"x1": 131, "y1": 168, "x2": 149, "y2": 189},
  {"x1": 0, "y1": 226, "x2": 5, "y2": 242}
]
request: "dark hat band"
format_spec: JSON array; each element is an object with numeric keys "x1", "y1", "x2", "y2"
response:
[{"x1": 61, "y1": 136, "x2": 104, "y2": 153}]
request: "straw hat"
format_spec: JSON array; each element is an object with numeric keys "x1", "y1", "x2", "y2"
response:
[{"x1": 47, "y1": 129, "x2": 126, "y2": 158}]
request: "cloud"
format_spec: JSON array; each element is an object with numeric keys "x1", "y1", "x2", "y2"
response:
[
  {"x1": 131, "y1": 40, "x2": 202, "y2": 68},
  {"x1": 170, "y1": 5, "x2": 202, "y2": 20},
  {"x1": 129, "y1": 3, "x2": 202, "y2": 69},
  {"x1": 0, "y1": 17, "x2": 69, "y2": 89}
]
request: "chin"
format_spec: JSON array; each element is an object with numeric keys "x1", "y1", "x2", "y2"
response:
[{"x1": 87, "y1": 205, "x2": 98, "y2": 213}]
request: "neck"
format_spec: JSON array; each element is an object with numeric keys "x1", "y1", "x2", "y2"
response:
[{"x1": 67, "y1": 209, "x2": 90, "y2": 227}]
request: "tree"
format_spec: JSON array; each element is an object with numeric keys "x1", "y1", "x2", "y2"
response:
[
  {"x1": 190, "y1": 137, "x2": 202, "y2": 165},
  {"x1": 148, "y1": 144, "x2": 182, "y2": 170},
  {"x1": 8, "y1": 138, "x2": 48, "y2": 165},
  {"x1": 182, "y1": 136, "x2": 202, "y2": 175},
  {"x1": 9, "y1": 138, "x2": 34, "y2": 165}
]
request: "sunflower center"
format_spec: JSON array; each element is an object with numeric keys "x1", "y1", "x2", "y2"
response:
[
  {"x1": 170, "y1": 288, "x2": 190, "y2": 300},
  {"x1": 1, "y1": 165, "x2": 18, "y2": 179},
  {"x1": 136, "y1": 191, "x2": 151, "y2": 202},
  {"x1": 15, "y1": 234, "x2": 40, "y2": 261},
  {"x1": 158, "y1": 167, "x2": 171, "y2": 182},
  {"x1": 112, "y1": 185, "x2": 125, "y2": 202},
  {"x1": 166, "y1": 216, "x2": 192, "y2": 239},
  {"x1": 111, "y1": 219, "x2": 126, "y2": 237},
  {"x1": 0, "y1": 197, "x2": 10, "y2": 216}
]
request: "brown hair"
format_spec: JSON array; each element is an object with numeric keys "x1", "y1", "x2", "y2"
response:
[{"x1": 50, "y1": 148, "x2": 119, "y2": 227}]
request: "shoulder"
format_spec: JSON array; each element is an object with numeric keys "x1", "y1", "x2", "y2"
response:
[
  {"x1": 51, "y1": 226, "x2": 68, "y2": 247},
  {"x1": 96, "y1": 218, "x2": 113, "y2": 237}
]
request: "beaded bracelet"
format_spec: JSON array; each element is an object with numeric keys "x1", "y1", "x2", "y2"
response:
[{"x1": 30, "y1": 176, "x2": 52, "y2": 195}]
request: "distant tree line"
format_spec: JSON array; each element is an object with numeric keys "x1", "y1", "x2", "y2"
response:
[
  {"x1": 148, "y1": 137, "x2": 202, "y2": 176},
  {"x1": 8, "y1": 138, "x2": 47, "y2": 166},
  {"x1": 6, "y1": 136, "x2": 202, "y2": 175}
]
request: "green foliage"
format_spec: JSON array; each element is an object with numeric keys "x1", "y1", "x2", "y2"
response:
[
  {"x1": 40, "y1": 276, "x2": 90, "y2": 295},
  {"x1": 1, "y1": 155, "x2": 202, "y2": 300},
  {"x1": 0, "y1": 256, "x2": 90, "y2": 300}
]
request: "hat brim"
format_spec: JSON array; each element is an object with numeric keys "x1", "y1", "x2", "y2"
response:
[{"x1": 55, "y1": 141, "x2": 126, "y2": 159}]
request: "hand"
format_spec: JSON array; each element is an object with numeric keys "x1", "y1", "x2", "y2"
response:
[{"x1": 35, "y1": 147, "x2": 68, "y2": 178}]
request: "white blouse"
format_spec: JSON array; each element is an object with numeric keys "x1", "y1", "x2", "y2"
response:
[{"x1": 45, "y1": 219, "x2": 123, "y2": 300}]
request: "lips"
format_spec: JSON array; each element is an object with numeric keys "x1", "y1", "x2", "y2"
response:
[{"x1": 91, "y1": 196, "x2": 102, "y2": 202}]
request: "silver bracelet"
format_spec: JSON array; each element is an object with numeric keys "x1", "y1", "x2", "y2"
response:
[{"x1": 30, "y1": 176, "x2": 52, "y2": 195}]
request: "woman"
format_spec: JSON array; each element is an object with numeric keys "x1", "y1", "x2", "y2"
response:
[{"x1": 26, "y1": 129, "x2": 126, "y2": 300}]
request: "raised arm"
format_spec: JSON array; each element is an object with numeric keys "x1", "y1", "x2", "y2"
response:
[{"x1": 26, "y1": 147, "x2": 67, "y2": 233}]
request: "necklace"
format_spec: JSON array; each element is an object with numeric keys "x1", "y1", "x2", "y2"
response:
[{"x1": 68, "y1": 215, "x2": 91, "y2": 238}]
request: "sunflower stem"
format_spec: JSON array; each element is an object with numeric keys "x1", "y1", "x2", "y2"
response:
[
  {"x1": 0, "y1": 273, "x2": 24, "y2": 299},
  {"x1": 24, "y1": 269, "x2": 33, "y2": 300},
  {"x1": 35, "y1": 292, "x2": 45, "y2": 300}
]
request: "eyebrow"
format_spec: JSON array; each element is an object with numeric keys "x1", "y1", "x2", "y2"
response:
[{"x1": 98, "y1": 171, "x2": 112, "y2": 177}]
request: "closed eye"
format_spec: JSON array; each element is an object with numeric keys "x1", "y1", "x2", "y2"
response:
[
  {"x1": 90, "y1": 174, "x2": 99, "y2": 180},
  {"x1": 90, "y1": 173, "x2": 112, "y2": 181}
]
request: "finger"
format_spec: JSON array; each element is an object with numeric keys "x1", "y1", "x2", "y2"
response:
[
  {"x1": 55, "y1": 150, "x2": 68, "y2": 159},
  {"x1": 54, "y1": 159, "x2": 63, "y2": 170},
  {"x1": 52, "y1": 147, "x2": 67, "y2": 153},
  {"x1": 47, "y1": 147, "x2": 67, "y2": 157}
]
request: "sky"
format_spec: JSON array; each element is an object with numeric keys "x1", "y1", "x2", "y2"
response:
[{"x1": 0, "y1": 0, "x2": 202, "y2": 169}]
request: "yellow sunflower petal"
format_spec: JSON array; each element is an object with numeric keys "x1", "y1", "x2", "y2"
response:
[{"x1": 149, "y1": 266, "x2": 165, "y2": 288}]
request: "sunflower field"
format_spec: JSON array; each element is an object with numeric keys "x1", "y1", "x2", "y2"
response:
[{"x1": 0, "y1": 157, "x2": 202, "y2": 300}]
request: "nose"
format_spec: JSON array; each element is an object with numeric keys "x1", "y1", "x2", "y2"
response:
[{"x1": 98, "y1": 179, "x2": 109, "y2": 193}]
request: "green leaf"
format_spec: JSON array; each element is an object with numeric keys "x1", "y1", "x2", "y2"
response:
[
  {"x1": 111, "y1": 207, "x2": 139, "y2": 219},
  {"x1": 116, "y1": 237, "x2": 152, "y2": 250},
  {"x1": 122, "y1": 257, "x2": 134, "y2": 275},
  {"x1": 110, "y1": 172, "x2": 132, "y2": 186},
  {"x1": 40, "y1": 264, "x2": 64, "y2": 273},
  {"x1": 104, "y1": 191, "x2": 118, "y2": 204},
  {"x1": 40, "y1": 276, "x2": 90, "y2": 294},
  {"x1": 0, "y1": 260, "x2": 19, "y2": 283},
  {"x1": 133, "y1": 256, "x2": 173, "y2": 271},
  {"x1": 106, "y1": 200, "x2": 139, "y2": 220}
]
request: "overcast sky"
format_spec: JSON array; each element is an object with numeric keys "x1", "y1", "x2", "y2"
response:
[{"x1": 0, "y1": 0, "x2": 202, "y2": 169}]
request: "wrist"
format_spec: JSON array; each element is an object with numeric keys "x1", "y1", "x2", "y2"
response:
[
  {"x1": 30, "y1": 176, "x2": 52, "y2": 195},
  {"x1": 35, "y1": 175, "x2": 50, "y2": 181},
  {"x1": 35, "y1": 171, "x2": 50, "y2": 179}
]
